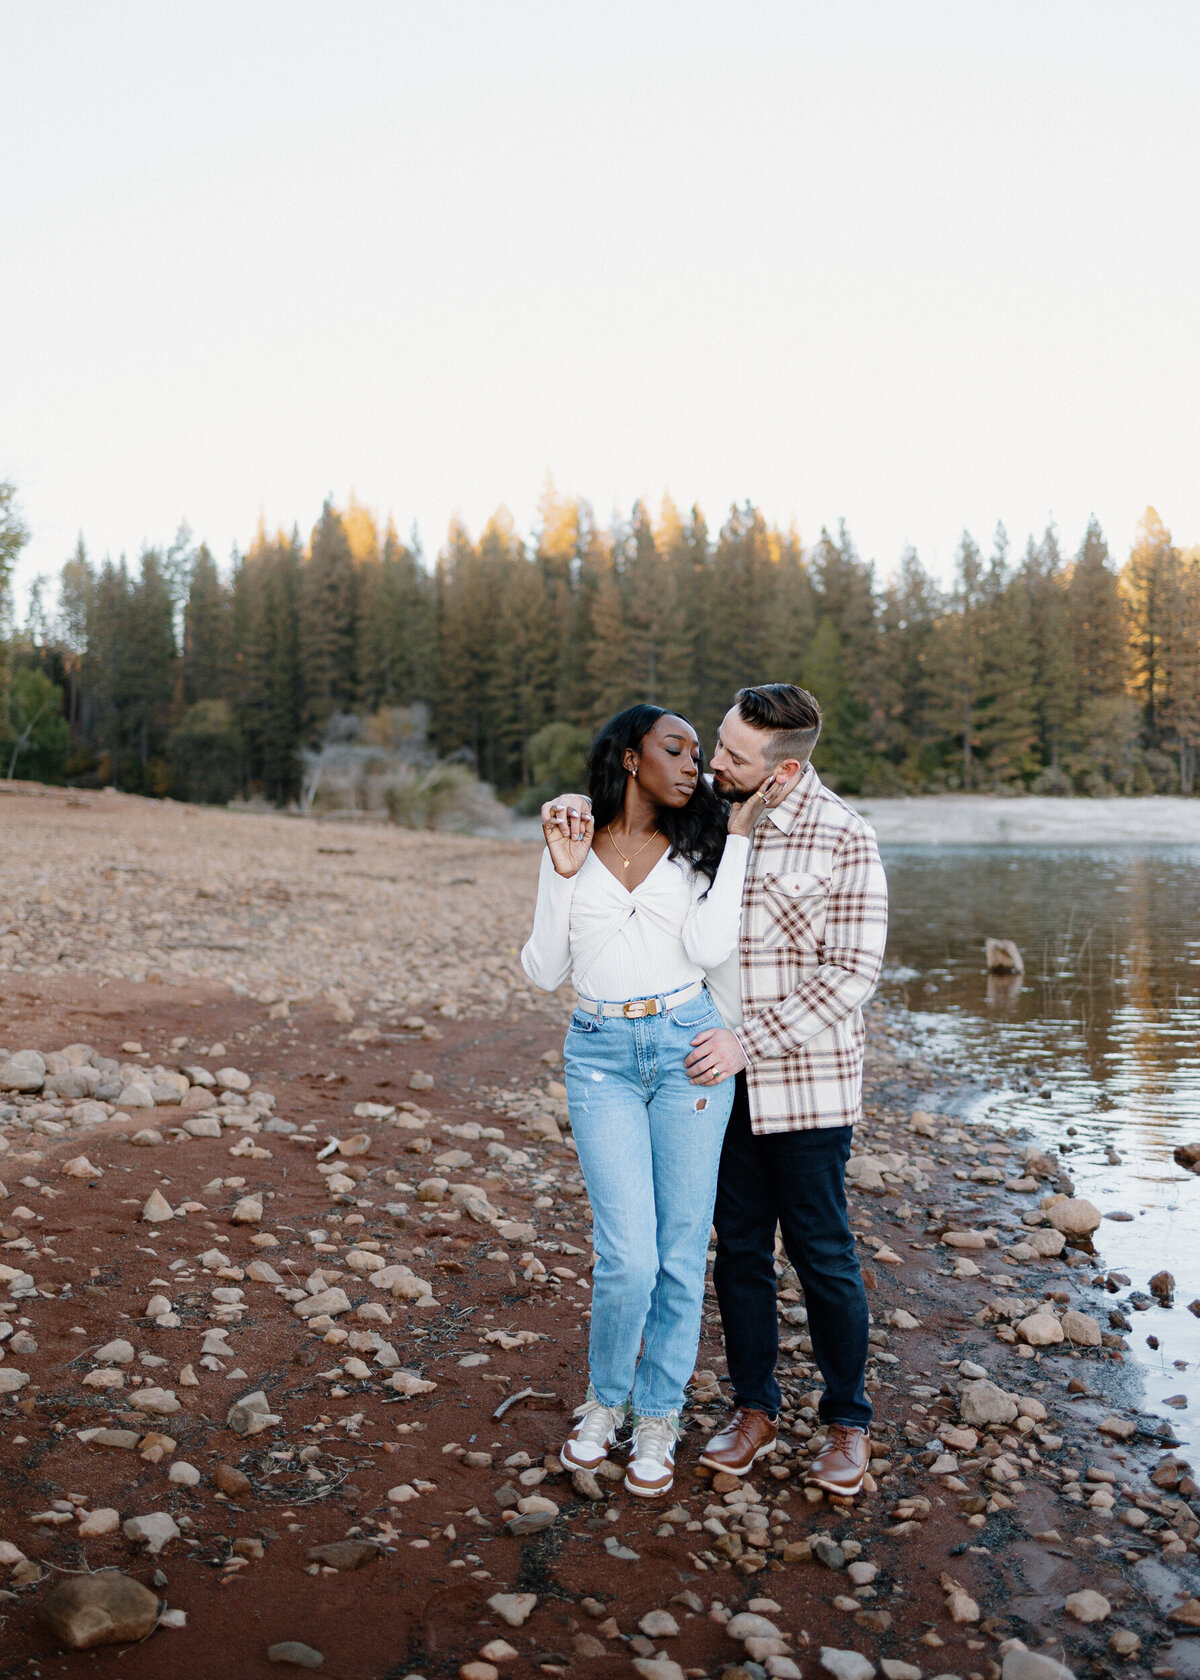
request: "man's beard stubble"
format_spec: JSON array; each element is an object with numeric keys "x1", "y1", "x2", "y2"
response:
[{"x1": 712, "y1": 771, "x2": 755, "y2": 803}]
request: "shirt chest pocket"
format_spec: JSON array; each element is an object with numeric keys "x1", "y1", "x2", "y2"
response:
[{"x1": 761, "y1": 871, "x2": 828, "y2": 953}]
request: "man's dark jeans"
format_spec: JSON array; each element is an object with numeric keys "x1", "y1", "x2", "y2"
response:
[{"x1": 712, "y1": 1073, "x2": 872, "y2": 1428}]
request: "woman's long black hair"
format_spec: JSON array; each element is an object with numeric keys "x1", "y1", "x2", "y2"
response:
[{"x1": 586, "y1": 703, "x2": 728, "y2": 883}]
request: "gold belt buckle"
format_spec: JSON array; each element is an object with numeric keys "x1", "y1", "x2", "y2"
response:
[{"x1": 623, "y1": 998, "x2": 649, "y2": 1018}]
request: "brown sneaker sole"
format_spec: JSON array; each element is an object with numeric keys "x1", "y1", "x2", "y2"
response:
[
  {"x1": 698, "y1": 1438, "x2": 776, "y2": 1476},
  {"x1": 560, "y1": 1441, "x2": 609, "y2": 1472},
  {"x1": 804, "y1": 1465, "x2": 866, "y2": 1497},
  {"x1": 624, "y1": 1468, "x2": 674, "y2": 1498}
]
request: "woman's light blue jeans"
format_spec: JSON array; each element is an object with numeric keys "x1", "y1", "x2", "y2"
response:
[{"x1": 563, "y1": 986, "x2": 733, "y2": 1419}]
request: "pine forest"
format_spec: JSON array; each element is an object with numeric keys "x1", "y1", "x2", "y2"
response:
[{"x1": 1, "y1": 481, "x2": 1198, "y2": 809}]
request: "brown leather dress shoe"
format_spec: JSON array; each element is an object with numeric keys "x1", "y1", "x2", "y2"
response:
[
  {"x1": 805, "y1": 1423, "x2": 871, "y2": 1497},
  {"x1": 699, "y1": 1406, "x2": 778, "y2": 1475}
]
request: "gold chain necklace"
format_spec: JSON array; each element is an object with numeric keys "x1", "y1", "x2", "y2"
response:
[{"x1": 606, "y1": 825, "x2": 660, "y2": 871}]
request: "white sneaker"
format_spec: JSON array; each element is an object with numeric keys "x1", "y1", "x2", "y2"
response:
[
  {"x1": 624, "y1": 1414, "x2": 679, "y2": 1498},
  {"x1": 560, "y1": 1396, "x2": 628, "y2": 1472}
]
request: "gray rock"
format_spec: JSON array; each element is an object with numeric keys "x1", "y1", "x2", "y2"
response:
[
  {"x1": 127, "y1": 1386, "x2": 181, "y2": 1415},
  {"x1": 1017, "y1": 1312, "x2": 1064, "y2": 1347},
  {"x1": 0, "y1": 1052, "x2": 46, "y2": 1092},
  {"x1": 727, "y1": 1612, "x2": 783, "y2": 1641},
  {"x1": 632, "y1": 1661, "x2": 686, "y2": 1680},
  {"x1": 118, "y1": 1083, "x2": 155, "y2": 1108},
  {"x1": 820, "y1": 1651, "x2": 876, "y2": 1680},
  {"x1": 1001, "y1": 1653, "x2": 1075, "y2": 1680},
  {"x1": 122, "y1": 1512, "x2": 180, "y2": 1555},
  {"x1": 812, "y1": 1535, "x2": 846, "y2": 1569},
  {"x1": 183, "y1": 1115, "x2": 222, "y2": 1139},
  {"x1": 1045, "y1": 1198, "x2": 1100, "y2": 1236},
  {"x1": 48, "y1": 1069, "x2": 95, "y2": 1101},
  {"x1": 268, "y1": 1643, "x2": 324, "y2": 1668},
  {"x1": 571, "y1": 1467, "x2": 604, "y2": 1501},
  {"x1": 293, "y1": 1288, "x2": 352, "y2": 1320},
  {"x1": 93, "y1": 1338, "x2": 135, "y2": 1365},
  {"x1": 1060, "y1": 1310, "x2": 1101, "y2": 1346},
  {"x1": 305, "y1": 1540, "x2": 377, "y2": 1571},
  {"x1": 37, "y1": 1572, "x2": 159, "y2": 1649},
  {"x1": 1063, "y1": 1589, "x2": 1110, "y2": 1623},
  {"x1": 227, "y1": 1390, "x2": 281, "y2": 1436},
  {"x1": 503, "y1": 1508, "x2": 557, "y2": 1536},
  {"x1": 81, "y1": 1427, "x2": 141, "y2": 1450},
  {"x1": 639, "y1": 1610, "x2": 680, "y2": 1638},
  {"x1": 959, "y1": 1378, "x2": 1017, "y2": 1427},
  {"x1": 486, "y1": 1591, "x2": 537, "y2": 1627}
]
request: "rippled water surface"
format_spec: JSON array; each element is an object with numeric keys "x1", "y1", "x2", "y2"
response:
[{"x1": 880, "y1": 844, "x2": 1200, "y2": 1440}]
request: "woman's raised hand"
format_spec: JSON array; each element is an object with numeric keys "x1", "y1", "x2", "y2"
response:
[
  {"x1": 541, "y1": 798, "x2": 595, "y2": 877},
  {"x1": 726, "y1": 774, "x2": 783, "y2": 837}
]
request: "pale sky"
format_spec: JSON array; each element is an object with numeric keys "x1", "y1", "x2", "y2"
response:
[{"x1": 3, "y1": 0, "x2": 1198, "y2": 612}]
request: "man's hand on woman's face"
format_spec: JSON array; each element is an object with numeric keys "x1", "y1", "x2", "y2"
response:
[{"x1": 685, "y1": 1027, "x2": 748, "y2": 1085}]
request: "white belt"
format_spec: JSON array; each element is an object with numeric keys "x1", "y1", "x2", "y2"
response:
[{"x1": 575, "y1": 978, "x2": 705, "y2": 1019}]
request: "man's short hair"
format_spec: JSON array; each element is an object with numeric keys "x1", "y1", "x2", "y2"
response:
[{"x1": 735, "y1": 683, "x2": 822, "y2": 766}]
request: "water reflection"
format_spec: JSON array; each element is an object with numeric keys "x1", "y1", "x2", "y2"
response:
[{"x1": 879, "y1": 844, "x2": 1200, "y2": 1441}]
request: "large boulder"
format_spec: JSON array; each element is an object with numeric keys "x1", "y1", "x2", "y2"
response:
[
  {"x1": 1027, "y1": 1228, "x2": 1066, "y2": 1258},
  {"x1": 1045, "y1": 1197, "x2": 1101, "y2": 1237},
  {"x1": 1061, "y1": 1309, "x2": 1102, "y2": 1346},
  {"x1": 1017, "y1": 1312, "x2": 1065, "y2": 1347},
  {"x1": 959, "y1": 1378, "x2": 1018, "y2": 1427},
  {"x1": 37, "y1": 1572, "x2": 159, "y2": 1649},
  {"x1": 0, "y1": 1051, "x2": 46, "y2": 1092}
]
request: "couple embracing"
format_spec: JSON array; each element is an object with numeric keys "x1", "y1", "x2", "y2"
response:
[{"x1": 521, "y1": 683, "x2": 889, "y2": 1502}]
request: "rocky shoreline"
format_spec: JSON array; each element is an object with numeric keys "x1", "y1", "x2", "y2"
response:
[{"x1": 1, "y1": 788, "x2": 1198, "y2": 1679}]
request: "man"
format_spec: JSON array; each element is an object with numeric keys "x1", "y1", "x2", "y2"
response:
[
  {"x1": 544, "y1": 683, "x2": 888, "y2": 1498},
  {"x1": 684, "y1": 683, "x2": 888, "y2": 1497}
]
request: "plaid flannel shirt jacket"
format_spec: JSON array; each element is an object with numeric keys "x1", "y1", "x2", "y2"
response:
[{"x1": 731, "y1": 762, "x2": 889, "y2": 1133}]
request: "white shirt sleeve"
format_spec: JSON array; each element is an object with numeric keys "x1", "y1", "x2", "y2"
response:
[
  {"x1": 520, "y1": 849, "x2": 577, "y2": 991},
  {"x1": 682, "y1": 833, "x2": 750, "y2": 970}
]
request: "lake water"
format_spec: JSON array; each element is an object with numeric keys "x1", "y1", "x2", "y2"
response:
[{"x1": 879, "y1": 844, "x2": 1200, "y2": 1442}]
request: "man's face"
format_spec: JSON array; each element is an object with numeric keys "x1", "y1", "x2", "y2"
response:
[{"x1": 710, "y1": 705, "x2": 777, "y2": 801}]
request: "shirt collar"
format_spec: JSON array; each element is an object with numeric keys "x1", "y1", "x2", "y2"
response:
[{"x1": 765, "y1": 760, "x2": 818, "y2": 831}]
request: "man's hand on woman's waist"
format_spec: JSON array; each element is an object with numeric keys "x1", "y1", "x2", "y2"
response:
[{"x1": 685, "y1": 1027, "x2": 748, "y2": 1085}]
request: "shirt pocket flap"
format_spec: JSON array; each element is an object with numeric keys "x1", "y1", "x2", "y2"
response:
[
  {"x1": 768, "y1": 871, "x2": 827, "y2": 900},
  {"x1": 761, "y1": 871, "x2": 828, "y2": 952}
]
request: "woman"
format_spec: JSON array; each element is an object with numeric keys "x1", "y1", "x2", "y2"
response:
[{"x1": 521, "y1": 704, "x2": 774, "y2": 1497}]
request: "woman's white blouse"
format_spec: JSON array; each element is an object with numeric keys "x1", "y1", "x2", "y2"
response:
[{"x1": 521, "y1": 834, "x2": 750, "y2": 1006}]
